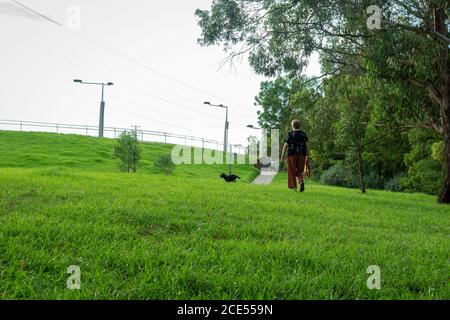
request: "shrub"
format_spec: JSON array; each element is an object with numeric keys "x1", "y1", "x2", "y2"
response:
[
  {"x1": 113, "y1": 131, "x2": 141, "y2": 173},
  {"x1": 153, "y1": 154, "x2": 175, "y2": 175},
  {"x1": 431, "y1": 141, "x2": 444, "y2": 162},
  {"x1": 319, "y1": 162, "x2": 359, "y2": 188},
  {"x1": 320, "y1": 161, "x2": 387, "y2": 190},
  {"x1": 308, "y1": 159, "x2": 323, "y2": 181},
  {"x1": 400, "y1": 159, "x2": 443, "y2": 195},
  {"x1": 365, "y1": 169, "x2": 385, "y2": 189},
  {"x1": 384, "y1": 174, "x2": 405, "y2": 192}
]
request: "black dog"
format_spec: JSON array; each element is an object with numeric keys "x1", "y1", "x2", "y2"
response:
[{"x1": 220, "y1": 173, "x2": 241, "y2": 183}]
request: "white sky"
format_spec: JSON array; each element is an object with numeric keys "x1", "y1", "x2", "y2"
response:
[{"x1": 0, "y1": 0, "x2": 321, "y2": 146}]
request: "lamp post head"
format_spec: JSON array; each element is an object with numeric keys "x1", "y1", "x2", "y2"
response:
[
  {"x1": 247, "y1": 125, "x2": 254, "y2": 128},
  {"x1": 73, "y1": 79, "x2": 82, "y2": 83},
  {"x1": 107, "y1": 82, "x2": 114, "y2": 86},
  {"x1": 204, "y1": 101, "x2": 211, "y2": 105}
]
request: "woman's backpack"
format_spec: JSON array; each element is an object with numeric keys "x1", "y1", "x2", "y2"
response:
[{"x1": 288, "y1": 131, "x2": 308, "y2": 156}]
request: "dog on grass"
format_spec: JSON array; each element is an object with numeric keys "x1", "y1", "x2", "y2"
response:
[{"x1": 220, "y1": 173, "x2": 241, "y2": 183}]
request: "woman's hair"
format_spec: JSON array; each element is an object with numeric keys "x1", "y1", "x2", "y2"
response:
[{"x1": 291, "y1": 119, "x2": 301, "y2": 130}]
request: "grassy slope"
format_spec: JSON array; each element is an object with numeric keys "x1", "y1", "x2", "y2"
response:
[
  {"x1": 0, "y1": 131, "x2": 258, "y2": 181},
  {"x1": 0, "y1": 131, "x2": 448, "y2": 299}
]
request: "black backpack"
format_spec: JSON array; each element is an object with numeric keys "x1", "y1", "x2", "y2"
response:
[{"x1": 288, "y1": 131, "x2": 308, "y2": 156}]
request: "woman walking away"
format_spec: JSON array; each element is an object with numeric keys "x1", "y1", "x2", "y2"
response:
[{"x1": 281, "y1": 120, "x2": 309, "y2": 192}]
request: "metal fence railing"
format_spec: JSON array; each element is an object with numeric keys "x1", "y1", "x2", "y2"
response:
[{"x1": 0, "y1": 119, "x2": 248, "y2": 154}]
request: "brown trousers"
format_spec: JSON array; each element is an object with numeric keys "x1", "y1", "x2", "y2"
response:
[{"x1": 287, "y1": 155, "x2": 306, "y2": 189}]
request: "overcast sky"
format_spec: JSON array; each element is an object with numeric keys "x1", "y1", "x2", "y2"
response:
[{"x1": 0, "y1": 0, "x2": 321, "y2": 147}]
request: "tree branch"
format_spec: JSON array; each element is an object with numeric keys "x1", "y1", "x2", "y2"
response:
[{"x1": 385, "y1": 21, "x2": 450, "y2": 45}]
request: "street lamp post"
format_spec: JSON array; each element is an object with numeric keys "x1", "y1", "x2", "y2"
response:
[
  {"x1": 204, "y1": 101, "x2": 229, "y2": 155},
  {"x1": 248, "y1": 124, "x2": 272, "y2": 166},
  {"x1": 247, "y1": 124, "x2": 261, "y2": 156},
  {"x1": 73, "y1": 79, "x2": 114, "y2": 138}
]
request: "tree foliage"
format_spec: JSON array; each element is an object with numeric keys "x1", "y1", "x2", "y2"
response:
[
  {"x1": 113, "y1": 131, "x2": 141, "y2": 173},
  {"x1": 153, "y1": 154, "x2": 176, "y2": 175},
  {"x1": 254, "y1": 77, "x2": 318, "y2": 138}
]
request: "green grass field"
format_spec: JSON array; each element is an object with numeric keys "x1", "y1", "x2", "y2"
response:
[{"x1": 0, "y1": 131, "x2": 448, "y2": 299}]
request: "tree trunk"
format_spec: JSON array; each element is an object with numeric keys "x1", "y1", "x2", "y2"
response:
[
  {"x1": 437, "y1": 68, "x2": 449, "y2": 203},
  {"x1": 436, "y1": 8, "x2": 450, "y2": 204},
  {"x1": 440, "y1": 112, "x2": 450, "y2": 204},
  {"x1": 357, "y1": 151, "x2": 367, "y2": 194}
]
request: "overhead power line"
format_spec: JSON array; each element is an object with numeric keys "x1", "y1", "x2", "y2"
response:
[
  {"x1": 9, "y1": 0, "x2": 258, "y2": 115},
  {"x1": 63, "y1": 89, "x2": 211, "y2": 130},
  {"x1": 62, "y1": 90, "x2": 219, "y2": 136},
  {"x1": 10, "y1": 0, "x2": 63, "y2": 26},
  {"x1": 20, "y1": 34, "x2": 253, "y2": 129},
  {"x1": 108, "y1": 105, "x2": 194, "y2": 133}
]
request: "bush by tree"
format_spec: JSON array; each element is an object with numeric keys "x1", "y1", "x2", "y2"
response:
[
  {"x1": 384, "y1": 174, "x2": 405, "y2": 192},
  {"x1": 320, "y1": 162, "x2": 359, "y2": 189},
  {"x1": 113, "y1": 131, "x2": 141, "y2": 173},
  {"x1": 153, "y1": 154, "x2": 175, "y2": 175},
  {"x1": 400, "y1": 159, "x2": 443, "y2": 195},
  {"x1": 320, "y1": 161, "x2": 387, "y2": 191}
]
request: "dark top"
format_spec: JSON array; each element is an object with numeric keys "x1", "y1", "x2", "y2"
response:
[{"x1": 285, "y1": 130, "x2": 308, "y2": 157}]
